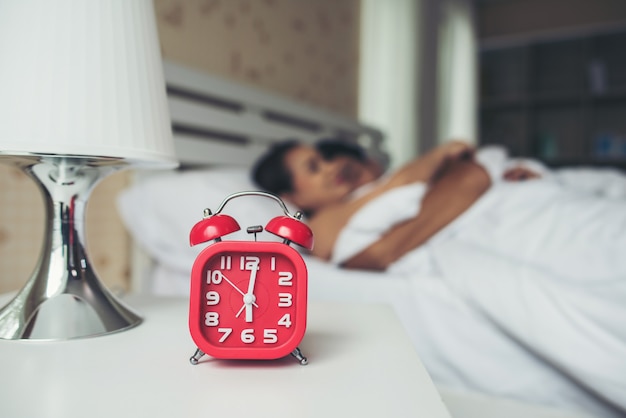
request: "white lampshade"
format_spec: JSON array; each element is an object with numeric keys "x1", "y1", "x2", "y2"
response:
[{"x1": 0, "y1": 0, "x2": 177, "y2": 167}]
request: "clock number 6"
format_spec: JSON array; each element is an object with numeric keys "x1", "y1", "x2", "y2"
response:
[{"x1": 241, "y1": 329, "x2": 255, "y2": 344}]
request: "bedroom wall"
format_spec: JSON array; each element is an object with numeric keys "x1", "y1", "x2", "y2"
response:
[
  {"x1": 0, "y1": 0, "x2": 362, "y2": 294},
  {"x1": 154, "y1": 0, "x2": 361, "y2": 118}
]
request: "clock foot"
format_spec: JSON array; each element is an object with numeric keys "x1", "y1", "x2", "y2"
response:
[
  {"x1": 190, "y1": 348, "x2": 206, "y2": 365},
  {"x1": 291, "y1": 347, "x2": 308, "y2": 365}
]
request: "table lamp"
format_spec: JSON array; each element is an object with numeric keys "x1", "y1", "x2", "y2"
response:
[{"x1": 0, "y1": 1, "x2": 178, "y2": 340}]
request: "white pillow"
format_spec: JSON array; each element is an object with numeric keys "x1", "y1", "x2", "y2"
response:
[{"x1": 117, "y1": 167, "x2": 297, "y2": 275}]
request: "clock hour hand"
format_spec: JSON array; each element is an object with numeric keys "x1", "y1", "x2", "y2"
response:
[{"x1": 246, "y1": 257, "x2": 260, "y2": 291}]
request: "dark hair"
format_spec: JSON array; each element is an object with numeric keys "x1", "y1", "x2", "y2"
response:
[
  {"x1": 252, "y1": 138, "x2": 369, "y2": 196},
  {"x1": 252, "y1": 139, "x2": 300, "y2": 195},
  {"x1": 316, "y1": 138, "x2": 367, "y2": 162}
]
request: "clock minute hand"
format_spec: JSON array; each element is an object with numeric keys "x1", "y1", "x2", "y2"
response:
[
  {"x1": 246, "y1": 265, "x2": 258, "y2": 296},
  {"x1": 244, "y1": 266, "x2": 258, "y2": 322}
]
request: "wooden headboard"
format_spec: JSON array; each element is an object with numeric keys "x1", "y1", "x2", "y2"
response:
[{"x1": 163, "y1": 60, "x2": 388, "y2": 168}]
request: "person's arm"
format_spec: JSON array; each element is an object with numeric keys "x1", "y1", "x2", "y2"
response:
[
  {"x1": 308, "y1": 141, "x2": 476, "y2": 261},
  {"x1": 503, "y1": 166, "x2": 541, "y2": 181},
  {"x1": 383, "y1": 140, "x2": 474, "y2": 189},
  {"x1": 342, "y1": 159, "x2": 491, "y2": 271}
]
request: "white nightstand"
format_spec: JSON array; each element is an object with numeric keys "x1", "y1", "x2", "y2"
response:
[{"x1": 0, "y1": 297, "x2": 451, "y2": 418}]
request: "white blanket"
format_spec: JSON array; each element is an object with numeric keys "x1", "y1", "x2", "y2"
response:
[{"x1": 331, "y1": 158, "x2": 626, "y2": 417}]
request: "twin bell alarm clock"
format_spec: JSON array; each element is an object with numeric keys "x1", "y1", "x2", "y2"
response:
[{"x1": 187, "y1": 191, "x2": 313, "y2": 366}]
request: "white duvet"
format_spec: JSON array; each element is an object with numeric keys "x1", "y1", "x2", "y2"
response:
[{"x1": 330, "y1": 150, "x2": 626, "y2": 417}]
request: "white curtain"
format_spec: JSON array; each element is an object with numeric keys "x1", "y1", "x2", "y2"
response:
[
  {"x1": 358, "y1": 0, "x2": 420, "y2": 168},
  {"x1": 359, "y1": 0, "x2": 478, "y2": 162},
  {"x1": 437, "y1": 0, "x2": 478, "y2": 145}
]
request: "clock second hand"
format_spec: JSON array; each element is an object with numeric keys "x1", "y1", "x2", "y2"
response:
[
  {"x1": 235, "y1": 303, "x2": 246, "y2": 318},
  {"x1": 219, "y1": 271, "x2": 258, "y2": 308}
]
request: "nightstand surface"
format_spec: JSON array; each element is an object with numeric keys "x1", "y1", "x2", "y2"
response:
[{"x1": 0, "y1": 297, "x2": 450, "y2": 418}]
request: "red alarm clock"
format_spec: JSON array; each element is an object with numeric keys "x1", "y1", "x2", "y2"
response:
[{"x1": 188, "y1": 191, "x2": 313, "y2": 365}]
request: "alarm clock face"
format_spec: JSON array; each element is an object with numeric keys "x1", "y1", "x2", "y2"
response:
[{"x1": 189, "y1": 241, "x2": 307, "y2": 360}]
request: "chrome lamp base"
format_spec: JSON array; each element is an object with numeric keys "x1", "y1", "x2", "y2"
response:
[{"x1": 0, "y1": 155, "x2": 141, "y2": 340}]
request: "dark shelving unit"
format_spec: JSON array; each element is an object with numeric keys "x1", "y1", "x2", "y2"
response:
[{"x1": 479, "y1": 29, "x2": 626, "y2": 168}]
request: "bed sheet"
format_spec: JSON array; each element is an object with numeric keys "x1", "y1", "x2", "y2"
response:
[
  {"x1": 302, "y1": 256, "x2": 623, "y2": 418},
  {"x1": 328, "y1": 161, "x2": 626, "y2": 417}
]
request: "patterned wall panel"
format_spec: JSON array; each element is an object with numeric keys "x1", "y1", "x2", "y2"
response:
[
  {"x1": 154, "y1": 0, "x2": 361, "y2": 117},
  {"x1": 0, "y1": 0, "x2": 361, "y2": 294},
  {"x1": 0, "y1": 165, "x2": 44, "y2": 292}
]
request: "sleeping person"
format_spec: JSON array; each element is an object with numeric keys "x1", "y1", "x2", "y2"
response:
[
  {"x1": 251, "y1": 138, "x2": 579, "y2": 271},
  {"x1": 252, "y1": 138, "x2": 626, "y2": 276},
  {"x1": 252, "y1": 139, "x2": 490, "y2": 269},
  {"x1": 252, "y1": 138, "x2": 626, "y2": 414}
]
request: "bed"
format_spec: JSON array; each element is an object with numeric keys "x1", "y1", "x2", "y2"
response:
[{"x1": 118, "y1": 60, "x2": 626, "y2": 418}]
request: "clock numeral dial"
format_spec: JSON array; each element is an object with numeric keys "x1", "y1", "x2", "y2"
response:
[
  {"x1": 278, "y1": 293, "x2": 292, "y2": 307},
  {"x1": 205, "y1": 312, "x2": 219, "y2": 326},
  {"x1": 220, "y1": 256, "x2": 232, "y2": 270},
  {"x1": 277, "y1": 313, "x2": 292, "y2": 328},
  {"x1": 218, "y1": 327, "x2": 232, "y2": 342},
  {"x1": 206, "y1": 291, "x2": 220, "y2": 305},
  {"x1": 278, "y1": 271, "x2": 293, "y2": 286},
  {"x1": 213, "y1": 328, "x2": 284, "y2": 345},
  {"x1": 263, "y1": 329, "x2": 278, "y2": 344},
  {"x1": 241, "y1": 328, "x2": 255, "y2": 344},
  {"x1": 214, "y1": 329, "x2": 283, "y2": 345},
  {"x1": 242, "y1": 255, "x2": 260, "y2": 271},
  {"x1": 207, "y1": 270, "x2": 223, "y2": 284}
]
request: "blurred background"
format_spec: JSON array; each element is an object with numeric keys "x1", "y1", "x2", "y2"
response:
[{"x1": 1, "y1": 0, "x2": 625, "y2": 294}]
